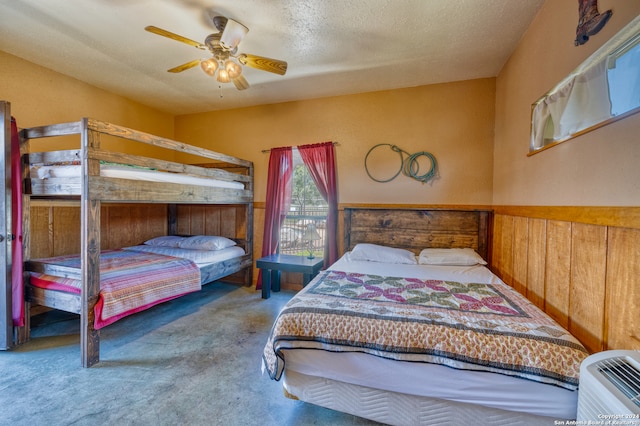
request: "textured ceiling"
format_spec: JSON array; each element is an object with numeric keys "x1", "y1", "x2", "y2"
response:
[{"x1": 0, "y1": 0, "x2": 544, "y2": 115}]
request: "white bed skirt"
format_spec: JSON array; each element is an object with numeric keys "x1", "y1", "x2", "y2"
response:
[{"x1": 282, "y1": 370, "x2": 559, "y2": 426}]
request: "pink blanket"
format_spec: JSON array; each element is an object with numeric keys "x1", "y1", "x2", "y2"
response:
[{"x1": 29, "y1": 249, "x2": 201, "y2": 329}]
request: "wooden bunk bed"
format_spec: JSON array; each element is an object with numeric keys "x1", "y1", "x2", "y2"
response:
[
  {"x1": 2, "y1": 101, "x2": 254, "y2": 367},
  {"x1": 263, "y1": 208, "x2": 589, "y2": 425}
]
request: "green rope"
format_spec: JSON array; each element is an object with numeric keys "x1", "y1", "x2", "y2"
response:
[{"x1": 365, "y1": 144, "x2": 437, "y2": 184}]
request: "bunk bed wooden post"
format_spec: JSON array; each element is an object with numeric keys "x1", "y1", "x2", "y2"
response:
[
  {"x1": 0, "y1": 101, "x2": 12, "y2": 350},
  {"x1": 80, "y1": 119, "x2": 101, "y2": 367}
]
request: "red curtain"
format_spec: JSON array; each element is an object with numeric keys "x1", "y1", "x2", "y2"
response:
[
  {"x1": 256, "y1": 146, "x2": 293, "y2": 290},
  {"x1": 298, "y1": 142, "x2": 338, "y2": 268},
  {"x1": 11, "y1": 117, "x2": 24, "y2": 326}
]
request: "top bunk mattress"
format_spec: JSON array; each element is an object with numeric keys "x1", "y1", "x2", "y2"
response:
[{"x1": 30, "y1": 163, "x2": 245, "y2": 190}]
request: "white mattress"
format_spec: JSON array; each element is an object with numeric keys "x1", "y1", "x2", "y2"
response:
[
  {"x1": 30, "y1": 163, "x2": 245, "y2": 189},
  {"x1": 123, "y1": 245, "x2": 245, "y2": 266},
  {"x1": 280, "y1": 253, "x2": 579, "y2": 419}
]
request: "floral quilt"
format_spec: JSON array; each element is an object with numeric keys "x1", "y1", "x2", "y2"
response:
[{"x1": 263, "y1": 270, "x2": 589, "y2": 390}]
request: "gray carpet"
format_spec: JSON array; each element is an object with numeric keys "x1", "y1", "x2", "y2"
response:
[{"x1": 0, "y1": 283, "x2": 378, "y2": 426}]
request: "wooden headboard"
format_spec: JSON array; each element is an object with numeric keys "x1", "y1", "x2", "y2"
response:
[{"x1": 343, "y1": 208, "x2": 493, "y2": 261}]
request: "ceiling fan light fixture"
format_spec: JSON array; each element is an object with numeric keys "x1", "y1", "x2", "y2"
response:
[
  {"x1": 216, "y1": 68, "x2": 231, "y2": 83},
  {"x1": 225, "y1": 59, "x2": 242, "y2": 79},
  {"x1": 219, "y1": 18, "x2": 249, "y2": 51},
  {"x1": 200, "y1": 58, "x2": 218, "y2": 76},
  {"x1": 146, "y1": 16, "x2": 286, "y2": 91}
]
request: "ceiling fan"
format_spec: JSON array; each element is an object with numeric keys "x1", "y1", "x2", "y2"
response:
[{"x1": 145, "y1": 15, "x2": 287, "y2": 90}]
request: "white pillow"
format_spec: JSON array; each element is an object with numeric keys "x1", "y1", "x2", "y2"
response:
[
  {"x1": 124, "y1": 245, "x2": 245, "y2": 265},
  {"x1": 144, "y1": 235, "x2": 185, "y2": 248},
  {"x1": 178, "y1": 235, "x2": 236, "y2": 251},
  {"x1": 418, "y1": 248, "x2": 487, "y2": 266},
  {"x1": 349, "y1": 243, "x2": 417, "y2": 265}
]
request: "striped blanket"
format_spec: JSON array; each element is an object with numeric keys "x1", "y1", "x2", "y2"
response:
[
  {"x1": 29, "y1": 249, "x2": 201, "y2": 329},
  {"x1": 263, "y1": 270, "x2": 589, "y2": 390}
]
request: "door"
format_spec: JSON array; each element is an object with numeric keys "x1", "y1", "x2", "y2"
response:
[{"x1": 1, "y1": 101, "x2": 13, "y2": 349}]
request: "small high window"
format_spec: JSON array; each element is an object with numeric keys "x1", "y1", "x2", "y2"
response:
[{"x1": 530, "y1": 17, "x2": 640, "y2": 154}]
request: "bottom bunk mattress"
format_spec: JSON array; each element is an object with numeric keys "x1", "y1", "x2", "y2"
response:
[
  {"x1": 29, "y1": 249, "x2": 202, "y2": 329},
  {"x1": 263, "y1": 250, "x2": 590, "y2": 420}
]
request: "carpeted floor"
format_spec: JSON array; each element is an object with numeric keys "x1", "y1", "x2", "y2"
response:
[{"x1": 0, "y1": 283, "x2": 378, "y2": 426}]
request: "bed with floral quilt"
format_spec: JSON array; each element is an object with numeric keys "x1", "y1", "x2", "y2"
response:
[{"x1": 263, "y1": 241, "x2": 589, "y2": 425}]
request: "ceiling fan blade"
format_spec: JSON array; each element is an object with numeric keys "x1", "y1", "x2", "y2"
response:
[
  {"x1": 232, "y1": 75, "x2": 250, "y2": 90},
  {"x1": 237, "y1": 54, "x2": 287, "y2": 75},
  {"x1": 145, "y1": 26, "x2": 206, "y2": 50},
  {"x1": 167, "y1": 59, "x2": 201, "y2": 73}
]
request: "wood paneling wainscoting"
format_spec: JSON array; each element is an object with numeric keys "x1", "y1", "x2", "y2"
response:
[{"x1": 492, "y1": 206, "x2": 640, "y2": 354}]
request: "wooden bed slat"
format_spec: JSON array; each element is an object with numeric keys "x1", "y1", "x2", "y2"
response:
[
  {"x1": 28, "y1": 149, "x2": 81, "y2": 164},
  {"x1": 91, "y1": 150, "x2": 252, "y2": 183},
  {"x1": 88, "y1": 177, "x2": 252, "y2": 204},
  {"x1": 29, "y1": 174, "x2": 252, "y2": 203},
  {"x1": 22, "y1": 121, "x2": 83, "y2": 139},
  {"x1": 25, "y1": 261, "x2": 81, "y2": 279},
  {"x1": 25, "y1": 286, "x2": 81, "y2": 314},
  {"x1": 87, "y1": 119, "x2": 252, "y2": 168}
]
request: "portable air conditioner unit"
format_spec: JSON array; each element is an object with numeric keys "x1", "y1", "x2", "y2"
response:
[{"x1": 577, "y1": 350, "x2": 640, "y2": 421}]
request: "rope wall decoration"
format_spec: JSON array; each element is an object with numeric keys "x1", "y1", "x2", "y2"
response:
[{"x1": 365, "y1": 143, "x2": 438, "y2": 184}]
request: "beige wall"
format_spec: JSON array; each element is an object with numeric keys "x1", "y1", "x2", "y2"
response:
[
  {"x1": 175, "y1": 79, "x2": 496, "y2": 205},
  {"x1": 0, "y1": 51, "x2": 174, "y2": 156},
  {"x1": 494, "y1": 0, "x2": 640, "y2": 206},
  {"x1": 3, "y1": 48, "x2": 496, "y2": 205}
]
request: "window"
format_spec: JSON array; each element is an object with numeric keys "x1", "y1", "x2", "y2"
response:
[
  {"x1": 530, "y1": 16, "x2": 640, "y2": 154},
  {"x1": 279, "y1": 149, "x2": 328, "y2": 257},
  {"x1": 608, "y1": 33, "x2": 640, "y2": 116}
]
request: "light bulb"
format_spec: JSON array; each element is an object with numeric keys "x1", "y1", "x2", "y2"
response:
[
  {"x1": 200, "y1": 59, "x2": 218, "y2": 76},
  {"x1": 216, "y1": 68, "x2": 231, "y2": 83},
  {"x1": 224, "y1": 59, "x2": 242, "y2": 79}
]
